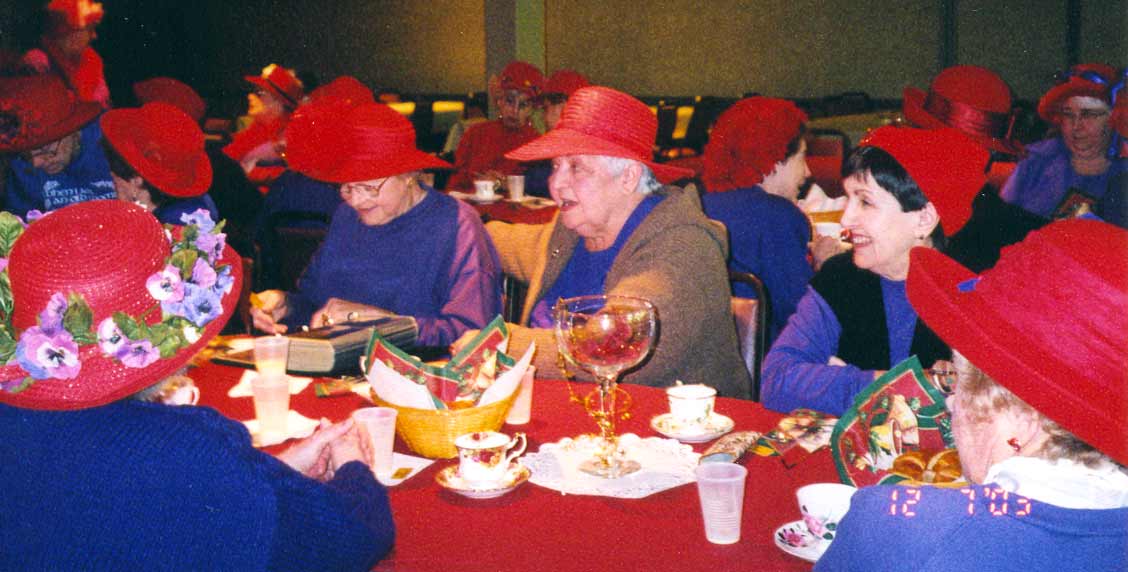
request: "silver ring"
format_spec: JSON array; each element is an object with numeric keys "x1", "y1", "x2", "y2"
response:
[{"x1": 346, "y1": 311, "x2": 359, "y2": 322}]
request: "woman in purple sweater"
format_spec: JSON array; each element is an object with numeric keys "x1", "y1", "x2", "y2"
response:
[
  {"x1": 762, "y1": 127, "x2": 986, "y2": 415},
  {"x1": 250, "y1": 99, "x2": 502, "y2": 347}
]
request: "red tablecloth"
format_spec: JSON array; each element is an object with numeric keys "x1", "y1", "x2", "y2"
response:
[
  {"x1": 466, "y1": 197, "x2": 558, "y2": 225},
  {"x1": 190, "y1": 361, "x2": 833, "y2": 571}
]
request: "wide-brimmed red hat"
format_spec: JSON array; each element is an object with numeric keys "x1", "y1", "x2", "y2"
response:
[
  {"x1": 286, "y1": 100, "x2": 451, "y2": 184},
  {"x1": 133, "y1": 77, "x2": 207, "y2": 124},
  {"x1": 907, "y1": 219, "x2": 1128, "y2": 466},
  {"x1": 903, "y1": 65, "x2": 1022, "y2": 156},
  {"x1": 0, "y1": 75, "x2": 101, "y2": 153},
  {"x1": 0, "y1": 200, "x2": 241, "y2": 410},
  {"x1": 544, "y1": 70, "x2": 590, "y2": 98},
  {"x1": 859, "y1": 126, "x2": 988, "y2": 237},
  {"x1": 101, "y1": 103, "x2": 212, "y2": 198},
  {"x1": 308, "y1": 75, "x2": 374, "y2": 107},
  {"x1": 702, "y1": 96, "x2": 808, "y2": 192},
  {"x1": 498, "y1": 61, "x2": 545, "y2": 97},
  {"x1": 506, "y1": 86, "x2": 694, "y2": 183},
  {"x1": 245, "y1": 64, "x2": 304, "y2": 108},
  {"x1": 1037, "y1": 63, "x2": 1117, "y2": 123}
]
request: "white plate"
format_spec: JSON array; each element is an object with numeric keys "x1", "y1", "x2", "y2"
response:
[
  {"x1": 435, "y1": 463, "x2": 530, "y2": 499},
  {"x1": 650, "y1": 413, "x2": 735, "y2": 443},
  {"x1": 773, "y1": 520, "x2": 827, "y2": 563}
]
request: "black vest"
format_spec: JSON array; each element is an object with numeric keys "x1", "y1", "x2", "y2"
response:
[{"x1": 810, "y1": 253, "x2": 949, "y2": 370}]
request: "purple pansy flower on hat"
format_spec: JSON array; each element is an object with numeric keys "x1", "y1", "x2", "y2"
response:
[
  {"x1": 147, "y1": 264, "x2": 185, "y2": 303},
  {"x1": 15, "y1": 326, "x2": 80, "y2": 380},
  {"x1": 213, "y1": 264, "x2": 234, "y2": 296},
  {"x1": 25, "y1": 210, "x2": 45, "y2": 223},
  {"x1": 38, "y1": 292, "x2": 68, "y2": 334},
  {"x1": 181, "y1": 283, "x2": 222, "y2": 327},
  {"x1": 190, "y1": 257, "x2": 217, "y2": 289},
  {"x1": 119, "y1": 340, "x2": 159, "y2": 368},
  {"x1": 194, "y1": 230, "x2": 226, "y2": 264},
  {"x1": 96, "y1": 317, "x2": 127, "y2": 357},
  {"x1": 180, "y1": 209, "x2": 215, "y2": 233}
]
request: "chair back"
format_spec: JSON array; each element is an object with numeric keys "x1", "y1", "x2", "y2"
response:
[
  {"x1": 729, "y1": 270, "x2": 768, "y2": 401},
  {"x1": 501, "y1": 274, "x2": 528, "y2": 324},
  {"x1": 257, "y1": 210, "x2": 331, "y2": 291}
]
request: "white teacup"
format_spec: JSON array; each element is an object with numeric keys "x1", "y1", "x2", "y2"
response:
[
  {"x1": 813, "y1": 222, "x2": 843, "y2": 240},
  {"x1": 154, "y1": 375, "x2": 200, "y2": 406},
  {"x1": 667, "y1": 384, "x2": 716, "y2": 427},
  {"x1": 454, "y1": 431, "x2": 526, "y2": 486},
  {"x1": 796, "y1": 482, "x2": 857, "y2": 550},
  {"x1": 473, "y1": 179, "x2": 498, "y2": 201}
]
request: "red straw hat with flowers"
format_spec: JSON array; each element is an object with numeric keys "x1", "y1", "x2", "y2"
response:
[
  {"x1": 101, "y1": 103, "x2": 213, "y2": 198},
  {"x1": 702, "y1": 96, "x2": 808, "y2": 192},
  {"x1": 285, "y1": 100, "x2": 451, "y2": 184},
  {"x1": 506, "y1": 86, "x2": 694, "y2": 183},
  {"x1": 902, "y1": 65, "x2": 1022, "y2": 156},
  {"x1": 0, "y1": 201, "x2": 241, "y2": 410},
  {"x1": 245, "y1": 64, "x2": 305, "y2": 109},
  {"x1": 1037, "y1": 63, "x2": 1117, "y2": 123},
  {"x1": 859, "y1": 126, "x2": 988, "y2": 237},
  {"x1": 133, "y1": 77, "x2": 207, "y2": 124},
  {"x1": 0, "y1": 75, "x2": 101, "y2": 153},
  {"x1": 907, "y1": 219, "x2": 1128, "y2": 466}
]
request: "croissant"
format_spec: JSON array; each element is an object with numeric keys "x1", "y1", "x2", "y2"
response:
[{"x1": 891, "y1": 449, "x2": 962, "y2": 484}]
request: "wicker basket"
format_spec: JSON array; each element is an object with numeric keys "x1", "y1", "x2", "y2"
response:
[{"x1": 370, "y1": 387, "x2": 518, "y2": 459}]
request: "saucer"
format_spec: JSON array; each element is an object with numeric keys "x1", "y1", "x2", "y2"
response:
[
  {"x1": 773, "y1": 520, "x2": 827, "y2": 563},
  {"x1": 650, "y1": 413, "x2": 734, "y2": 443},
  {"x1": 435, "y1": 463, "x2": 530, "y2": 499}
]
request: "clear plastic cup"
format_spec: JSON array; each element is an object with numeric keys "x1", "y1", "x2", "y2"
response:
[
  {"x1": 352, "y1": 407, "x2": 398, "y2": 478},
  {"x1": 507, "y1": 175, "x2": 526, "y2": 202},
  {"x1": 251, "y1": 374, "x2": 290, "y2": 439},
  {"x1": 695, "y1": 462, "x2": 748, "y2": 544},
  {"x1": 253, "y1": 335, "x2": 290, "y2": 377}
]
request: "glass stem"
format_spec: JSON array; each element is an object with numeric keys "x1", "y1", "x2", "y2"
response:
[{"x1": 595, "y1": 373, "x2": 618, "y2": 468}]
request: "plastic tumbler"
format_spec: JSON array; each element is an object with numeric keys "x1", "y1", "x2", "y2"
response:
[
  {"x1": 507, "y1": 175, "x2": 526, "y2": 202},
  {"x1": 352, "y1": 407, "x2": 398, "y2": 478},
  {"x1": 251, "y1": 374, "x2": 290, "y2": 439},
  {"x1": 253, "y1": 335, "x2": 290, "y2": 377},
  {"x1": 695, "y1": 462, "x2": 748, "y2": 544}
]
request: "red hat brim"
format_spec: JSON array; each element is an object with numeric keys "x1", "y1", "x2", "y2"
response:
[
  {"x1": 1037, "y1": 81, "x2": 1111, "y2": 123},
  {"x1": 903, "y1": 86, "x2": 1023, "y2": 156},
  {"x1": 308, "y1": 148, "x2": 451, "y2": 184},
  {"x1": 0, "y1": 99, "x2": 101, "y2": 154},
  {"x1": 907, "y1": 246, "x2": 1128, "y2": 467},
  {"x1": 506, "y1": 127, "x2": 693, "y2": 184},
  {"x1": 100, "y1": 108, "x2": 212, "y2": 198},
  {"x1": 245, "y1": 75, "x2": 299, "y2": 107}
]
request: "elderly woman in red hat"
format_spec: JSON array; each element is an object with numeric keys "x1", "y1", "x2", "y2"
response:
[
  {"x1": 250, "y1": 100, "x2": 502, "y2": 348},
  {"x1": 457, "y1": 86, "x2": 751, "y2": 398},
  {"x1": 0, "y1": 200, "x2": 393, "y2": 569},
  {"x1": 700, "y1": 96, "x2": 815, "y2": 344},
  {"x1": 816, "y1": 219, "x2": 1128, "y2": 571},
  {"x1": 19, "y1": 0, "x2": 110, "y2": 108},
  {"x1": 447, "y1": 60, "x2": 545, "y2": 190},
  {"x1": 223, "y1": 63, "x2": 305, "y2": 185},
  {"x1": 1001, "y1": 63, "x2": 1125, "y2": 218},
  {"x1": 100, "y1": 102, "x2": 219, "y2": 225},
  {"x1": 762, "y1": 126, "x2": 988, "y2": 415}
]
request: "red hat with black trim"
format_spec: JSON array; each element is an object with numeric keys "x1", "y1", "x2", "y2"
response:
[
  {"x1": 0, "y1": 75, "x2": 101, "y2": 153},
  {"x1": 859, "y1": 126, "x2": 988, "y2": 237},
  {"x1": 101, "y1": 103, "x2": 212, "y2": 198},
  {"x1": 245, "y1": 64, "x2": 304, "y2": 109},
  {"x1": 702, "y1": 96, "x2": 808, "y2": 192},
  {"x1": 506, "y1": 86, "x2": 694, "y2": 184},
  {"x1": 1037, "y1": 63, "x2": 1117, "y2": 123},
  {"x1": 285, "y1": 99, "x2": 450, "y2": 184},
  {"x1": 903, "y1": 65, "x2": 1022, "y2": 156},
  {"x1": 498, "y1": 61, "x2": 545, "y2": 97},
  {"x1": 133, "y1": 77, "x2": 207, "y2": 124},
  {"x1": 907, "y1": 219, "x2": 1128, "y2": 466}
]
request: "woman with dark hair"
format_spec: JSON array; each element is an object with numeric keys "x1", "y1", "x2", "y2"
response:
[{"x1": 762, "y1": 126, "x2": 986, "y2": 415}]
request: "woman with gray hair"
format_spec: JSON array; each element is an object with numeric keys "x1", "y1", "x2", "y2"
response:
[
  {"x1": 816, "y1": 219, "x2": 1128, "y2": 571},
  {"x1": 454, "y1": 86, "x2": 750, "y2": 398}
]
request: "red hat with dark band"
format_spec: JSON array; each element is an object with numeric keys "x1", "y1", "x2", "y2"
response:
[
  {"x1": 903, "y1": 65, "x2": 1022, "y2": 156},
  {"x1": 245, "y1": 64, "x2": 304, "y2": 108}
]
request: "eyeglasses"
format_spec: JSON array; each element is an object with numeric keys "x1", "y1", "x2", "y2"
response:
[
  {"x1": 339, "y1": 177, "x2": 392, "y2": 201},
  {"x1": 1056, "y1": 109, "x2": 1110, "y2": 123},
  {"x1": 20, "y1": 139, "x2": 65, "y2": 162}
]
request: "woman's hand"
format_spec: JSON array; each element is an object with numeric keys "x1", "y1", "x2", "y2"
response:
[
  {"x1": 250, "y1": 290, "x2": 290, "y2": 334},
  {"x1": 328, "y1": 419, "x2": 370, "y2": 475},
  {"x1": 277, "y1": 418, "x2": 358, "y2": 481},
  {"x1": 450, "y1": 329, "x2": 480, "y2": 355},
  {"x1": 311, "y1": 298, "x2": 390, "y2": 328}
]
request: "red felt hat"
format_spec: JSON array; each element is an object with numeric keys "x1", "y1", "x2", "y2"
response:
[
  {"x1": 498, "y1": 61, "x2": 545, "y2": 97},
  {"x1": 544, "y1": 69, "x2": 590, "y2": 98},
  {"x1": 702, "y1": 97, "x2": 808, "y2": 192},
  {"x1": 308, "y1": 76, "x2": 374, "y2": 107},
  {"x1": 0, "y1": 74, "x2": 101, "y2": 153},
  {"x1": 0, "y1": 200, "x2": 241, "y2": 410},
  {"x1": 101, "y1": 103, "x2": 212, "y2": 198},
  {"x1": 133, "y1": 77, "x2": 207, "y2": 124},
  {"x1": 859, "y1": 126, "x2": 988, "y2": 237},
  {"x1": 285, "y1": 100, "x2": 451, "y2": 184},
  {"x1": 245, "y1": 64, "x2": 304, "y2": 108},
  {"x1": 1037, "y1": 63, "x2": 1117, "y2": 123},
  {"x1": 907, "y1": 219, "x2": 1128, "y2": 466},
  {"x1": 506, "y1": 86, "x2": 694, "y2": 184},
  {"x1": 903, "y1": 65, "x2": 1022, "y2": 156}
]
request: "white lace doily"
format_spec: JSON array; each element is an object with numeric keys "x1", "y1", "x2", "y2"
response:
[{"x1": 520, "y1": 433, "x2": 700, "y2": 498}]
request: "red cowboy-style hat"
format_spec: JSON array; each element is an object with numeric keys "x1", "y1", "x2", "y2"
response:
[
  {"x1": 506, "y1": 86, "x2": 694, "y2": 183},
  {"x1": 544, "y1": 69, "x2": 590, "y2": 98},
  {"x1": 1037, "y1": 63, "x2": 1117, "y2": 123},
  {"x1": 133, "y1": 77, "x2": 207, "y2": 124},
  {"x1": 859, "y1": 126, "x2": 988, "y2": 237},
  {"x1": 245, "y1": 64, "x2": 304, "y2": 108},
  {"x1": 0, "y1": 75, "x2": 101, "y2": 153},
  {"x1": 498, "y1": 61, "x2": 545, "y2": 97},
  {"x1": 0, "y1": 200, "x2": 241, "y2": 410},
  {"x1": 285, "y1": 100, "x2": 451, "y2": 184},
  {"x1": 702, "y1": 96, "x2": 808, "y2": 192},
  {"x1": 101, "y1": 103, "x2": 213, "y2": 198},
  {"x1": 907, "y1": 219, "x2": 1128, "y2": 466},
  {"x1": 903, "y1": 65, "x2": 1022, "y2": 156}
]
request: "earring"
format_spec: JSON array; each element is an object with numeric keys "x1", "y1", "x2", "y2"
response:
[{"x1": 1007, "y1": 438, "x2": 1022, "y2": 453}]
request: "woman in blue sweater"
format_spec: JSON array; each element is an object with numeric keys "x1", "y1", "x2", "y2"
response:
[
  {"x1": 250, "y1": 99, "x2": 502, "y2": 347},
  {"x1": 0, "y1": 200, "x2": 394, "y2": 570}
]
